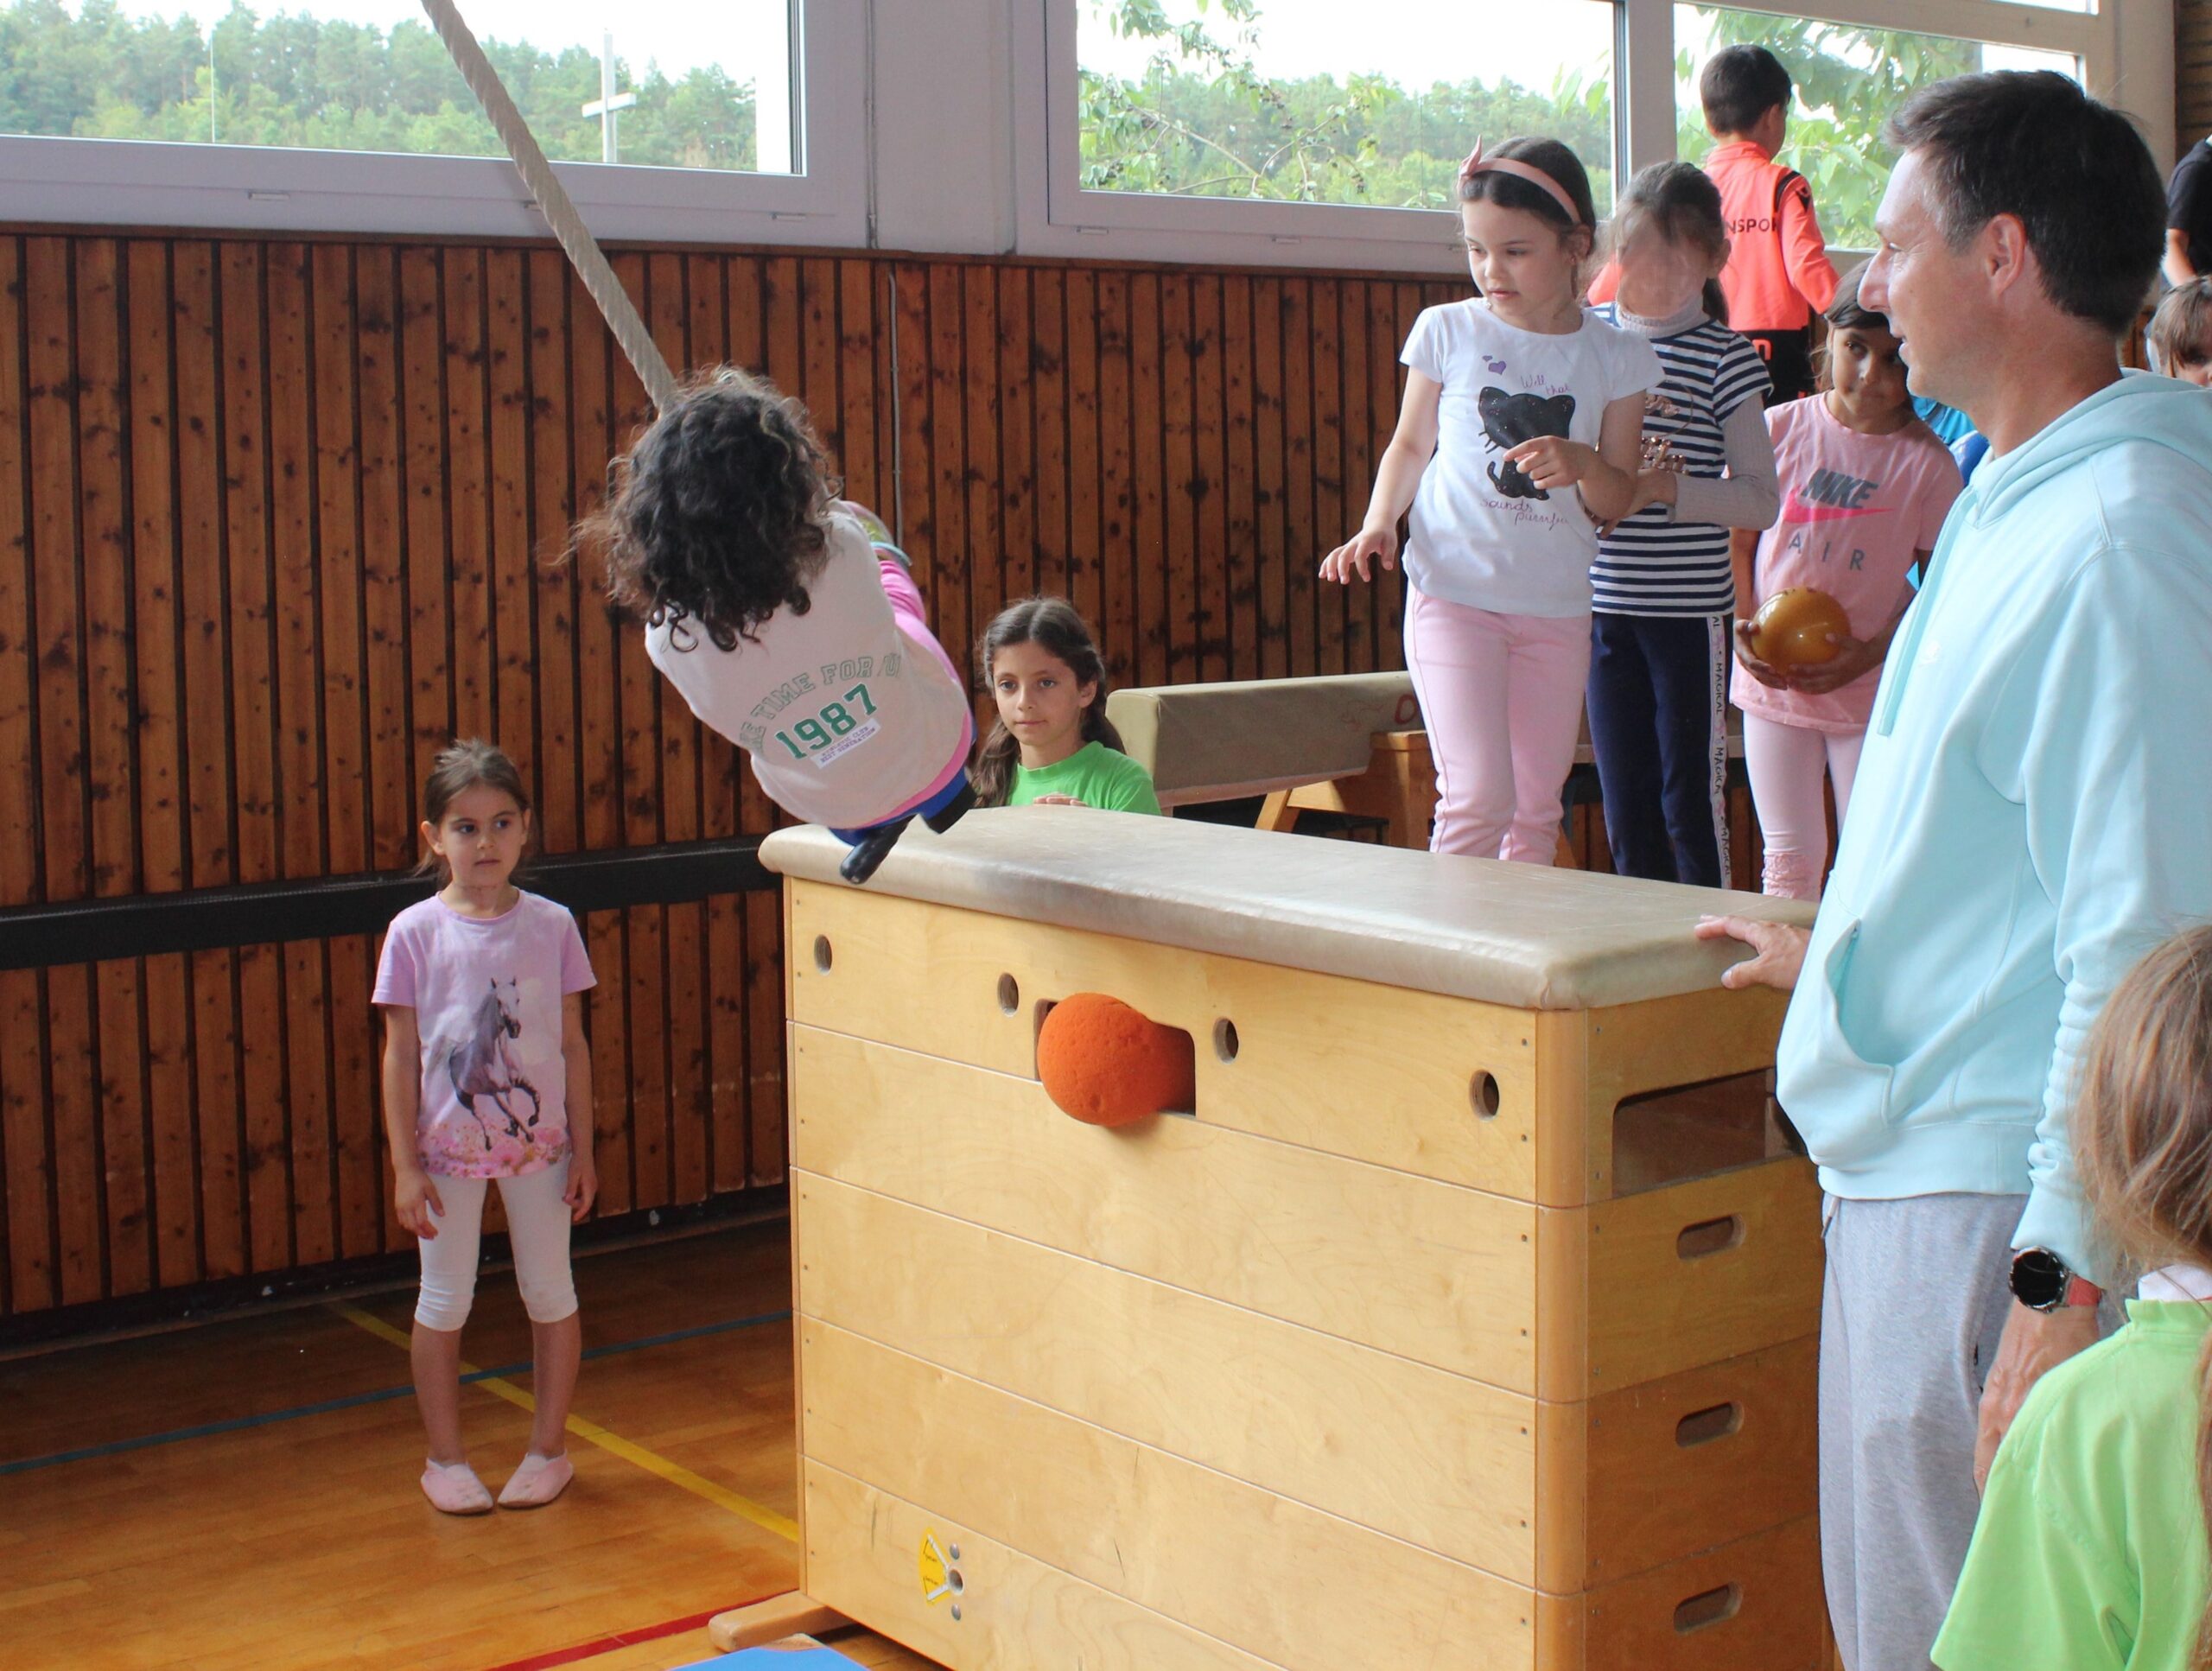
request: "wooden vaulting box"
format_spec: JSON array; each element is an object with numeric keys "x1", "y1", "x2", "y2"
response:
[{"x1": 760, "y1": 810, "x2": 1824, "y2": 1671}]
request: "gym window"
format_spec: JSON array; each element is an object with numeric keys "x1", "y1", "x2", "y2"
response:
[{"x1": 0, "y1": 0, "x2": 867, "y2": 244}]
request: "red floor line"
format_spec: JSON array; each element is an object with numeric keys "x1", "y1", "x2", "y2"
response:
[{"x1": 479, "y1": 1592, "x2": 782, "y2": 1671}]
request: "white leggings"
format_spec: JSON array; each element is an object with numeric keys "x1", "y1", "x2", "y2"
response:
[
  {"x1": 414, "y1": 1161, "x2": 578, "y2": 1331},
  {"x1": 1743, "y1": 713, "x2": 1866, "y2": 900}
]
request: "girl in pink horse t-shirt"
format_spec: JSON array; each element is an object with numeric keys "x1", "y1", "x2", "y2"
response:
[{"x1": 372, "y1": 740, "x2": 598, "y2": 1515}]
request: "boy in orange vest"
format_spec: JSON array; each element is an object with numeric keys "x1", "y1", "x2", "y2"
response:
[
  {"x1": 1697, "y1": 46, "x2": 1839, "y2": 400},
  {"x1": 1591, "y1": 46, "x2": 1839, "y2": 402}
]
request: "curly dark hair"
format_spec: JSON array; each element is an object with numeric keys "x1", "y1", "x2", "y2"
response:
[{"x1": 583, "y1": 366, "x2": 842, "y2": 652}]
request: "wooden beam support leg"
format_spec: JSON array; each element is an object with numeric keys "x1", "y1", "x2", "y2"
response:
[{"x1": 709, "y1": 1592, "x2": 853, "y2": 1653}]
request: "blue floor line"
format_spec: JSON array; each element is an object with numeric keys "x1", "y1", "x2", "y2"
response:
[{"x1": 0, "y1": 1307, "x2": 792, "y2": 1478}]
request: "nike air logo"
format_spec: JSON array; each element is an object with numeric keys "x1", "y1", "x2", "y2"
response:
[
  {"x1": 1784, "y1": 467, "x2": 1885, "y2": 523},
  {"x1": 1783, "y1": 486, "x2": 1885, "y2": 523}
]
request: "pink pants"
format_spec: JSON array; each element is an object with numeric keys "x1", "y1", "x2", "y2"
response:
[
  {"x1": 1743, "y1": 712, "x2": 1865, "y2": 899},
  {"x1": 877, "y1": 556, "x2": 976, "y2": 820},
  {"x1": 1404, "y1": 588, "x2": 1590, "y2": 862}
]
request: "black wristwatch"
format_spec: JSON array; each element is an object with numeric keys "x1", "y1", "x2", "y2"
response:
[{"x1": 2010, "y1": 1248, "x2": 2102, "y2": 1313}]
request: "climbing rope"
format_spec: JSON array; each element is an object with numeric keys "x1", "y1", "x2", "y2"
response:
[{"x1": 418, "y1": 0, "x2": 680, "y2": 412}]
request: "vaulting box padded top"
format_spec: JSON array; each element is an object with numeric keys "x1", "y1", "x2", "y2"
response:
[
  {"x1": 760, "y1": 808, "x2": 1814, "y2": 1013},
  {"x1": 1106, "y1": 671, "x2": 1421, "y2": 804}
]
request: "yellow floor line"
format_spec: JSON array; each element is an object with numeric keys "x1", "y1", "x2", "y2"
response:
[{"x1": 329, "y1": 1301, "x2": 800, "y2": 1543}]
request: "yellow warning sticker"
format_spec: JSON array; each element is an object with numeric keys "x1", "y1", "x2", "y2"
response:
[{"x1": 919, "y1": 1531, "x2": 951, "y2": 1604}]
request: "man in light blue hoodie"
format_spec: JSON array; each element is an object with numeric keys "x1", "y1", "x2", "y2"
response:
[{"x1": 1700, "y1": 72, "x2": 2212, "y2": 1671}]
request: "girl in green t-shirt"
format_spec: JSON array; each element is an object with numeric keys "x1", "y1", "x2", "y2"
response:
[
  {"x1": 1936, "y1": 925, "x2": 2212, "y2": 1671},
  {"x1": 971, "y1": 599, "x2": 1160, "y2": 816}
]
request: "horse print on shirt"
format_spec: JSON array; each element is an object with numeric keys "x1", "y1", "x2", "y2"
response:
[
  {"x1": 1479, "y1": 387, "x2": 1577, "y2": 500},
  {"x1": 442, "y1": 975, "x2": 541, "y2": 1150}
]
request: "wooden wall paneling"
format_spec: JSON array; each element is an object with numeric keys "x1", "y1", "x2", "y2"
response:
[
  {"x1": 647, "y1": 250, "x2": 707, "y2": 1206},
  {"x1": 26, "y1": 237, "x2": 105, "y2": 1306},
  {"x1": 442, "y1": 248, "x2": 493, "y2": 745},
  {"x1": 1128, "y1": 272, "x2": 1167, "y2": 688},
  {"x1": 733, "y1": 254, "x2": 784, "y2": 1191},
  {"x1": 1029, "y1": 268, "x2": 1071, "y2": 608},
  {"x1": 354, "y1": 246, "x2": 414, "y2": 874},
  {"x1": 609, "y1": 251, "x2": 668, "y2": 1212},
  {"x1": 684, "y1": 251, "x2": 746, "y2": 1194},
  {"x1": 1060, "y1": 270, "x2": 1101, "y2": 635},
  {"x1": 1218, "y1": 276, "x2": 1256, "y2": 682},
  {"x1": 26, "y1": 236, "x2": 86, "y2": 905},
  {"x1": 1250, "y1": 277, "x2": 1287, "y2": 682},
  {"x1": 310, "y1": 243, "x2": 381, "y2": 1261},
  {"x1": 961, "y1": 266, "x2": 1002, "y2": 675},
  {"x1": 0, "y1": 967, "x2": 49, "y2": 1313},
  {"x1": 170, "y1": 240, "x2": 245, "y2": 1280},
  {"x1": 1192, "y1": 276, "x2": 1229, "y2": 683},
  {"x1": 1159, "y1": 273, "x2": 1198, "y2": 686},
  {"x1": 1280, "y1": 279, "x2": 1318, "y2": 677},
  {"x1": 486, "y1": 248, "x2": 537, "y2": 781},
  {"x1": 77, "y1": 239, "x2": 156, "y2": 1298},
  {"x1": 798, "y1": 257, "x2": 842, "y2": 491},
  {"x1": 1310, "y1": 277, "x2": 1347, "y2": 676},
  {"x1": 996, "y1": 264, "x2": 1036, "y2": 612},
  {"x1": 311, "y1": 244, "x2": 367, "y2": 879},
  {"x1": 1337, "y1": 281, "x2": 1376, "y2": 675},
  {"x1": 267, "y1": 243, "x2": 326, "y2": 884},
  {"x1": 0, "y1": 234, "x2": 54, "y2": 1312},
  {"x1": 398, "y1": 247, "x2": 453, "y2": 782},
  {"x1": 217, "y1": 240, "x2": 293, "y2": 1275},
  {"x1": 526, "y1": 250, "x2": 582, "y2": 857},
  {"x1": 266, "y1": 243, "x2": 339, "y2": 1271},
  {"x1": 1095, "y1": 272, "x2": 1135, "y2": 688},
  {"x1": 836, "y1": 259, "x2": 881, "y2": 514},
  {"x1": 0, "y1": 235, "x2": 35, "y2": 914},
  {"x1": 569, "y1": 266, "x2": 632, "y2": 1218},
  {"x1": 219, "y1": 241, "x2": 279, "y2": 886},
  {"x1": 925, "y1": 264, "x2": 971, "y2": 684},
  {"x1": 1376, "y1": 284, "x2": 1416, "y2": 667}
]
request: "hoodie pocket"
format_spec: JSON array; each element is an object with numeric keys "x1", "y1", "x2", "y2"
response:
[{"x1": 1790, "y1": 918, "x2": 1897, "y2": 1144}]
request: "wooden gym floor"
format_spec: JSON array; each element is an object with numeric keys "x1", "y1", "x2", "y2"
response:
[{"x1": 0, "y1": 1220, "x2": 931, "y2": 1671}]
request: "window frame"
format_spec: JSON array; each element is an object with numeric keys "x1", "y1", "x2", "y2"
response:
[
  {"x1": 0, "y1": 0, "x2": 868, "y2": 246},
  {"x1": 1019, "y1": 0, "x2": 2152, "y2": 276}
]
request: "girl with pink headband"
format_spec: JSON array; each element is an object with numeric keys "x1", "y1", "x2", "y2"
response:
[{"x1": 1323, "y1": 137, "x2": 1659, "y2": 862}]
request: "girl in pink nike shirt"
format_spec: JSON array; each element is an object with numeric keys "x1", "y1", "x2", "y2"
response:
[{"x1": 1732, "y1": 262, "x2": 1960, "y2": 899}]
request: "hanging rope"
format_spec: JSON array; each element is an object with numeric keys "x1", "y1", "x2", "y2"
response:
[{"x1": 419, "y1": 0, "x2": 680, "y2": 412}]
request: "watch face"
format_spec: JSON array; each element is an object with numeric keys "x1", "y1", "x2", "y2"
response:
[{"x1": 2012, "y1": 1248, "x2": 2068, "y2": 1311}]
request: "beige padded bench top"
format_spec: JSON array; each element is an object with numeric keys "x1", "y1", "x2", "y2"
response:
[
  {"x1": 1107, "y1": 673, "x2": 1421, "y2": 807},
  {"x1": 762, "y1": 808, "x2": 1814, "y2": 1012}
]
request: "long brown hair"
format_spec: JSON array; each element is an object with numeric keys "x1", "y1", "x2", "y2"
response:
[
  {"x1": 971, "y1": 598, "x2": 1122, "y2": 807},
  {"x1": 2076, "y1": 924, "x2": 2212, "y2": 1667},
  {"x1": 581, "y1": 366, "x2": 839, "y2": 653},
  {"x1": 416, "y1": 738, "x2": 532, "y2": 883}
]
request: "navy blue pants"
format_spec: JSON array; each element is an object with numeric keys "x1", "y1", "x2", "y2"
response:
[{"x1": 1586, "y1": 612, "x2": 1732, "y2": 888}]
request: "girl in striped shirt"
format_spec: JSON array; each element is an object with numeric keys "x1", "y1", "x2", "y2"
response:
[{"x1": 1587, "y1": 162, "x2": 1779, "y2": 887}]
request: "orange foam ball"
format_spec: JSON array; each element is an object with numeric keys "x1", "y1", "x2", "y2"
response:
[
  {"x1": 1747, "y1": 587, "x2": 1853, "y2": 669},
  {"x1": 1036, "y1": 993, "x2": 1195, "y2": 1128}
]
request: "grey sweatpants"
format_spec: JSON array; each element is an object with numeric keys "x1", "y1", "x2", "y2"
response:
[{"x1": 1819, "y1": 1192, "x2": 2022, "y2": 1671}]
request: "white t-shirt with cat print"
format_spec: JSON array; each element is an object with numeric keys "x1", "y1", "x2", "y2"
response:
[
  {"x1": 372, "y1": 890, "x2": 597, "y2": 1179},
  {"x1": 1400, "y1": 299, "x2": 1661, "y2": 618}
]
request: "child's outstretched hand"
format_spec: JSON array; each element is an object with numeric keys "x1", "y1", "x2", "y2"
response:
[
  {"x1": 1732, "y1": 620, "x2": 1789, "y2": 689},
  {"x1": 564, "y1": 1149, "x2": 599, "y2": 1224},
  {"x1": 395, "y1": 1169, "x2": 443, "y2": 1240},
  {"x1": 1031, "y1": 794, "x2": 1090, "y2": 808},
  {"x1": 1503, "y1": 436, "x2": 1600, "y2": 492},
  {"x1": 1320, "y1": 526, "x2": 1398, "y2": 583}
]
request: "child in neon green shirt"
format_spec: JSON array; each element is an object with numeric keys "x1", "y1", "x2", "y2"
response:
[
  {"x1": 1935, "y1": 926, "x2": 2212, "y2": 1671},
  {"x1": 972, "y1": 599, "x2": 1160, "y2": 816}
]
